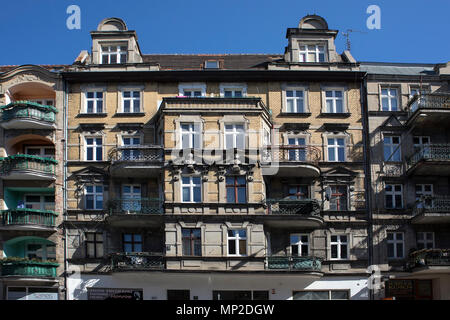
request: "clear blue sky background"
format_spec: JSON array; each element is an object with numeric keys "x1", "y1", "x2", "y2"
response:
[{"x1": 0, "y1": 0, "x2": 449, "y2": 66}]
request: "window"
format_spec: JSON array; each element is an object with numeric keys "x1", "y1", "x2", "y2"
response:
[
  {"x1": 183, "y1": 90, "x2": 202, "y2": 97},
  {"x1": 290, "y1": 234, "x2": 309, "y2": 256},
  {"x1": 384, "y1": 136, "x2": 401, "y2": 162},
  {"x1": 299, "y1": 44, "x2": 326, "y2": 62},
  {"x1": 325, "y1": 90, "x2": 344, "y2": 113},
  {"x1": 225, "y1": 124, "x2": 245, "y2": 149},
  {"x1": 329, "y1": 185, "x2": 348, "y2": 211},
  {"x1": 86, "y1": 233, "x2": 104, "y2": 258},
  {"x1": 182, "y1": 229, "x2": 201, "y2": 256},
  {"x1": 23, "y1": 195, "x2": 55, "y2": 211},
  {"x1": 204, "y1": 60, "x2": 219, "y2": 69},
  {"x1": 30, "y1": 99, "x2": 54, "y2": 106},
  {"x1": 26, "y1": 243, "x2": 55, "y2": 261},
  {"x1": 417, "y1": 232, "x2": 434, "y2": 250},
  {"x1": 327, "y1": 138, "x2": 345, "y2": 162},
  {"x1": 410, "y1": 87, "x2": 429, "y2": 112},
  {"x1": 293, "y1": 290, "x2": 349, "y2": 300},
  {"x1": 288, "y1": 185, "x2": 308, "y2": 199},
  {"x1": 263, "y1": 128, "x2": 271, "y2": 146},
  {"x1": 387, "y1": 232, "x2": 404, "y2": 259},
  {"x1": 85, "y1": 92, "x2": 103, "y2": 113},
  {"x1": 122, "y1": 136, "x2": 141, "y2": 160},
  {"x1": 415, "y1": 184, "x2": 433, "y2": 209},
  {"x1": 413, "y1": 136, "x2": 430, "y2": 156},
  {"x1": 85, "y1": 137, "x2": 103, "y2": 161},
  {"x1": 122, "y1": 185, "x2": 141, "y2": 212},
  {"x1": 385, "y1": 184, "x2": 403, "y2": 209},
  {"x1": 25, "y1": 146, "x2": 55, "y2": 158},
  {"x1": 288, "y1": 137, "x2": 306, "y2": 161},
  {"x1": 285, "y1": 90, "x2": 305, "y2": 113},
  {"x1": 181, "y1": 177, "x2": 201, "y2": 203},
  {"x1": 179, "y1": 83, "x2": 206, "y2": 97},
  {"x1": 123, "y1": 234, "x2": 142, "y2": 252},
  {"x1": 181, "y1": 123, "x2": 201, "y2": 149},
  {"x1": 220, "y1": 84, "x2": 246, "y2": 98},
  {"x1": 224, "y1": 89, "x2": 243, "y2": 98},
  {"x1": 381, "y1": 88, "x2": 399, "y2": 111},
  {"x1": 85, "y1": 185, "x2": 103, "y2": 210},
  {"x1": 121, "y1": 91, "x2": 140, "y2": 113},
  {"x1": 226, "y1": 176, "x2": 247, "y2": 204},
  {"x1": 227, "y1": 229, "x2": 247, "y2": 256},
  {"x1": 101, "y1": 45, "x2": 127, "y2": 64},
  {"x1": 331, "y1": 235, "x2": 348, "y2": 260}
]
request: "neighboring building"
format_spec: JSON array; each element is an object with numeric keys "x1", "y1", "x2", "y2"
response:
[
  {"x1": 62, "y1": 16, "x2": 369, "y2": 301},
  {"x1": 361, "y1": 61, "x2": 450, "y2": 300},
  {"x1": 0, "y1": 65, "x2": 65, "y2": 300}
]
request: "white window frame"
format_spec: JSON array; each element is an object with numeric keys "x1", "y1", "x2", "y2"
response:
[
  {"x1": 120, "y1": 89, "x2": 141, "y2": 113},
  {"x1": 290, "y1": 234, "x2": 310, "y2": 257},
  {"x1": 85, "y1": 136, "x2": 103, "y2": 161},
  {"x1": 204, "y1": 60, "x2": 219, "y2": 69},
  {"x1": 181, "y1": 176, "x2": 202, "y2": 203},
  {"x1": 381, "y1": 87, "x2": 399, "y2": 111},
  {"x1": 121, "y1": 135, "x2": 142, "y2": 160},
  {"x1": 180, "y1": 123, "x2": 201, "y2": 149},
  {"x1": 285, "y1": 89, "x2": 306, "y2": 113},
  {"x1": 298, "y1": 43, "x2": 326, "y2": 62},
  {"x1": 178, "y1": 83, "x2": 206, "y2": 97},
  {"x1": 324, "y1": 89, "x2": 345, "y2": 113},
  {"x1": 383, "y1": 136, "x2": 401, "y2": 162},
  {"x1": 84, "y1": 91, "x2": 104, "y2": 114},
  {"x1": 385, "y1": 184, "x2": 403, "y2": 209},
  {"x1": 330, "y1": 235, "x2": 349, "y2": 260},
  {"x1": 84, "y1": 184, "x2": 104, "y2": 210},
  {"x1": 219, "y1": 83, "x2": 247, "y2": 98},
  {"x1": 224, "y1": 123, "x2": 246, "y2": 149},
  {"x1": 387, "y1": 232, "x2": 404, "y2": 259},
  {"x1": 417, "y1": 232, "x2": 435, "y2": 249},
  {"x1": 101, "y1": 44, "x2": 128, "y2": 64},
  {"x1": 327, "y1": 137, "x2": 346, "y2": 162},
  {"x1": 227, "y1": 229, "x2": 247, "y2": 257}
]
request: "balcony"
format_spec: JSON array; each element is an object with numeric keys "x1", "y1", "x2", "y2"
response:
[
  {"x1": 264, "y1": 198, "x2": 323, "y2": 228},
  {"x1": 412, "y1": 195, "x2": 450, "y2": 224},
  {"x1": 0, "y1": 259, "x2": 59, "y2": 278},
  {"x1": 108, "y1": 145, "x2": 164, "y2": 177},
  {"x1": 261, "y1": 146, "x2": 321, "y2": 177},
  {"x1": 110, "y1": 252, "x2": 165, "y2": 272},
  {"x1": 1, "y1": 208, "x2": 58, "y2": 230},
  {"x1": 0, "y1": 155, "x2": 57, "y2": 180},
  {"x1": 106, "y1": 198, "x2": 164, "y2": 227},
  {"x1": 266, "y1": 256, "x2": 322, "y2": 273},
  {"x1": 406, "y1": 93, "x2": 450, "y2": 127},
  {"x1": 406, "y1": 249, "x2": 450, "y2": 274},
  {"x1": 406, "y1": 145, "x2": 450, "y2": 176},
  {"x1": 0, "y1": 101, "x2": 57, "y2": 129}
]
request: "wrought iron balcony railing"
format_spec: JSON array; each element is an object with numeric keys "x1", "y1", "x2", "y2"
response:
[
  {"x1": 0, "y1": 101, "x2": 57, "y2": 123},
  {"x1": 0, "y1": 155, "x2": 57, "y2": 176},
  {"x1": 0, "y1": 258, "x2": 59, "y2": 277},
  {"x1": 407, "y1": 93, "x2": 450, "y2": 114},
  {"x1": 407, "y1": 249, "x2": 450, "y2": 270},
  {"x1": 266, "y1": 198, "x2": 321, "y2": 216},
  {"x1": 406, "y1": 144, "x2": 450, "y2": 170},
  {"x1": 110, "y1": 252, "x2": 165, "y2": 271},
  {"x1": 1, "y1": 208, "x2": 58, "y2": 227},
  {"x1": 108, "y1": 145, "x2": 164, "y2": 163},
  {"x1": 108, "y1": 198, "x2": 163, "y2": 215},
  {"x1": 266, "y1": 256, "x2": 322, "y2": 271},
  {"x1": 261, "y1": 146, "x2": 321, "y2": 164}
]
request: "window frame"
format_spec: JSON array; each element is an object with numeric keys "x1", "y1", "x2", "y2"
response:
[
  {"x1": 416, "y1": 232, "x2": 435, "y2": 250},
  {"x1": 380, "y1": 87, "x2": 399, "y2": 111},
  {"x1": 84, "y1": 184, "x2": 104, "y2": 210},
  {"x1": 84, "y1": 91, "x2": 104, "y2": 114},
  {"x1": 225, "y1": 176, "x2": 247, "y2": 204},
  {"x1": 85, "y1": 232, "x2": 104, "y2": 258},
  {"x1": 178, "y1": 83, "x2": 206, "y2": 97},
  {"x1": 100, "y1": 44, "x2": 128, "y2": 64},
  {"x1": 387, "y1": 232, "x2": 405, "y2": 259},
  {"x1": 298, "y1": 43, "x2": 326, "y2": 63},
  {"x1": 385, "y1": 184, "x2": 403, "y2": 209},
  {"x1": 180, "y1": 122, "x2": 201, "y2": 149},
  {"x1": 330, "y1": 234, "x2": 349, "y2": 260},
  {"x1": 227, "y1": 229, "x2": 247, "y2": 257},
  {"x1": 383, "y1": 136, "x2": 401, "y2": 162},
  {"x1": 224, "y1": 123, "x2": 246, "y2": 149},
  {"x1": 328, "y1": 185, "x2": 348, "y2": 211},
  {"x1": 85, "y1": 136, "x2": 103, "y2": 161},
  {"x1": 324, "y1": 89, "x2": 345, "y2": 113},
  {"x1": 327, "y1": 136, "x2": 346, "y2": 162},
  {"x1": 122, "y1": 233, "x2": 143, "y2": 253},
  {"x1": 219, "y1": 83, "x2": 247, "y2": 98},
  {"x1": 120, "y1": 89, "x2": 142, "y2": 113},
  {"x1": 181, "y1": 176, "x2": 202, "y2": 203},
  {"x1": 290, "y1": 234, "x2": 310, "y2": 257},
  {"x1": 181, "y1": 228, "x2": 202, "y2": 256}
]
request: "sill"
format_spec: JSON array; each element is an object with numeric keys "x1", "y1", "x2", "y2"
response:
[
  {"x1": 278, "y1": 112, "x2": 311, "y2": 117},
  {"x1": 318, "y1": 113, "x2": 351, "y2": 118},
  {"x1": 113, "y1": 112, "x2": 146, "y2": 117},
  {"x1": 76, "y1": 113, "x2": 108, "y2": 118},
  {"x1": 368, "y1": 111, "x2": 407, "y2": 116}
]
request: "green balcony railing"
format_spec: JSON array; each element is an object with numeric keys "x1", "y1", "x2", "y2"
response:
[
  {"x1": 110, "y1": 252, "x2": 165, "y2": 271},
  {"x1": 0, "y1": 154, "x2": 57, "y2": 176},
  {"x1": 0, "y1": 259, "x2": 59, "y2": 277},
  {"x1": 266, "y1": 256, "x2": 322, "y2": 272},
  {"x1": 406, "y1": 145, "x2": 450, "y2": 170},
  {"x1": 407, "y1": 249, "x2": 450, "y2": 270},
  {"x1": 108, "y1": 198, "x2": 163, "y2": 215},
  {"x1": 1, "y1": 208, "x2": 58, "y2": 227},
  {"x1": 0, "y1": 101, "x2": 57, "y2": 123},
  {"x1": 266, "y1": 198, "x2": 321, "y2": 216}
]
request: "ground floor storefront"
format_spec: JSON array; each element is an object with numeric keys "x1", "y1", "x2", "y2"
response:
[{"x1": 383, "y1": 274, "x2": 450, "y2": 300}]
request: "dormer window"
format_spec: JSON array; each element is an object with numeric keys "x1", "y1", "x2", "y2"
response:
[
  {"x1": 204, "y1": 60, "x2": 219, "y2": 69},
  {"x1": 101, "y1": 44, "x2": 127, "y2": 64},
  {"x1": 299, "y1": 44, "x2": 326, "y2": 62}
]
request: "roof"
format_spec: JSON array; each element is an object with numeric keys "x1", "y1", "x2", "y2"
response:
[
  {"x1": 0, "y1": 64, "x2": 68, "y2": 74},
  {"x1": 360, "y1": 62, "x2": 437, "y2": 75}
]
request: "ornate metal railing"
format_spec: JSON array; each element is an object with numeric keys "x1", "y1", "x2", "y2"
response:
[
  {"x1": 266, "y1": 256, "x2": 322, "y2": 271},
  {"x1": 0, "y1": 259, "x2": 59, "y2": 277},
  {"x1": 108, "y1": 145, "x2": 164, "y2": 163},
  {"x1": 406, "y1": 144, "x2": 450, "y2": 170},
  {"x1": 266, "y1": 198, "x2": 321, "y2": 216},
  {"x1": 407, "y1": 93, "x2": 450, "y2": 114},
  {"x1": 0, "y1": 101, "x2": 57, "y2": 123},
  {"x1": 110, "y1": 252, "x2": 165, "y2": 271},
  {"x1": 1, "y1": 208, "x2": 58, "y2": 227},
  {"x1": 413, "y1": 195, "x2": 450, "y2": 215},
  {"x1": 407, "y1": 249, "x2": 450, "y2": 270},
  {"x1": 261, "y1": 146, "x2": 321, "y2": 164},
  {"x1": 108, "y1": 198, "x2": 163, "y2": 215},
  {"x1": 0, "y1": 155, "x2": 57, "y2": 176}
]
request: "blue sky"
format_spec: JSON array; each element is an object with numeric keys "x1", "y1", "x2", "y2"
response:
[{"x1": 0, "y1": 0, "x2": 449, "y2": 66}]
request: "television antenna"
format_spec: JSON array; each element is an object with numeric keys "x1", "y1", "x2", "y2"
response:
[{"x1": 342, "y1": 29, "x2": 367, "y2": 51}]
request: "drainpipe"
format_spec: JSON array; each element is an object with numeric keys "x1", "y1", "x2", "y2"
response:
[{"x1": 62, "y1": 78, "x2": 69, "y2": 300}]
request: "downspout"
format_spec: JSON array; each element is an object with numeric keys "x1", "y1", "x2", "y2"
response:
[
  {"x1": 360, "y1": 73, "x2": 374, "y2": 300},
  {"x1": 62, "y1": 78, "x2": 69, "y2": 300}
]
